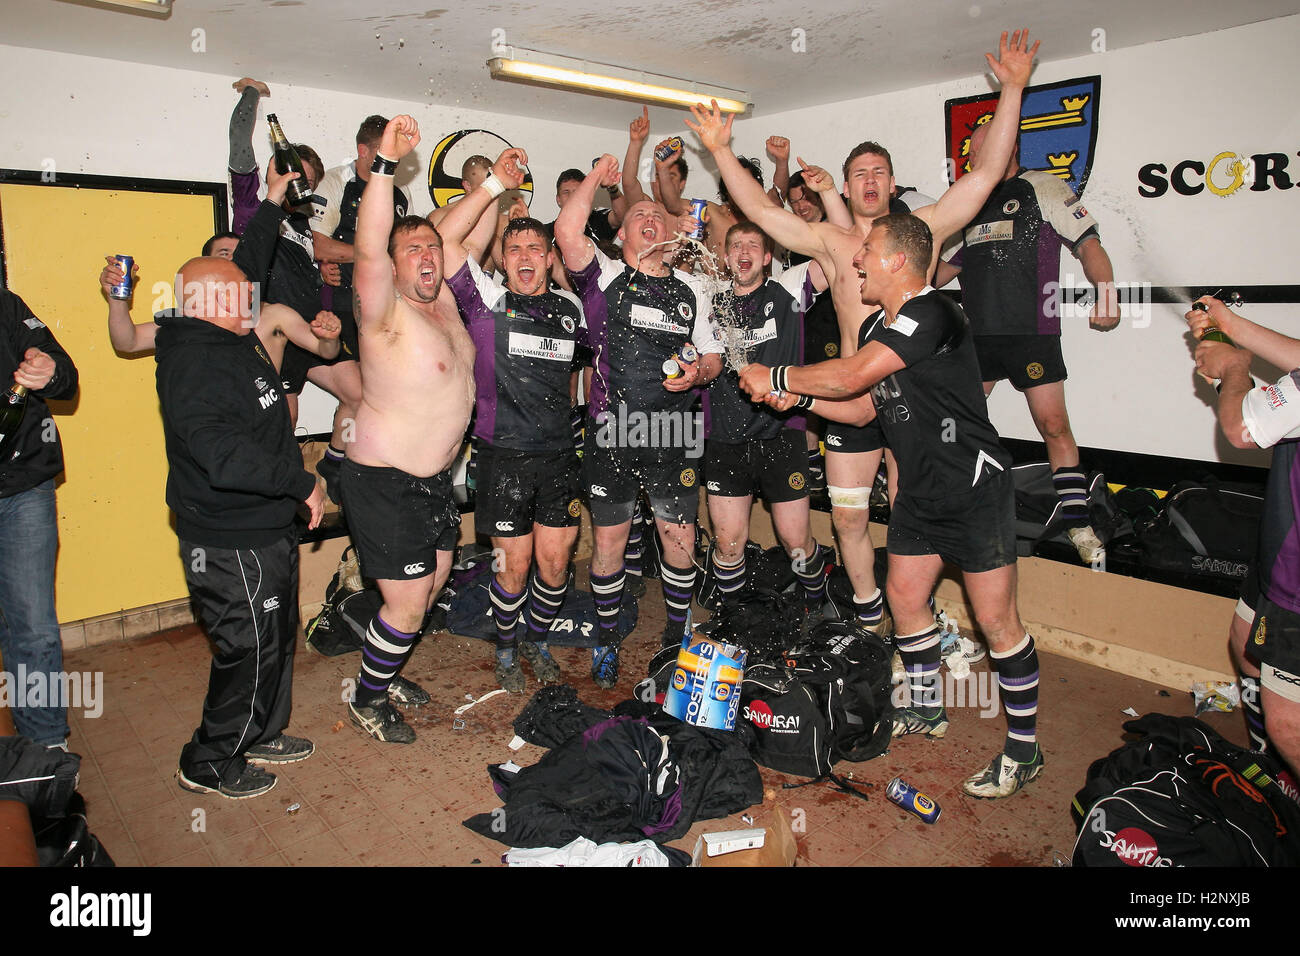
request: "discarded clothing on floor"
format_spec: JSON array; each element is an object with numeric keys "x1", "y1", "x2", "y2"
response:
[
  {"x1": 465, "y1": 689, "x2": 762, "y2": 847},
  {"x1": 0, "y1": 736, "x2": 114, "y2": 866},
  {"x1": 503, "y1": 836, "x2": 690, "y2": 867},
  {"x1": 465, "y1": 714, "x2": 682, "y2": 847},
  {"x1": 446, "y1": 562, "x2": 638, "y2": 648}
]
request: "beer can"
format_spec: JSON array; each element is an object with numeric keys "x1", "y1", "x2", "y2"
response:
[
  {"x1": 679, "y1": 343, "x2": 699, "y2": 364},
  {"x1": 688, "y1": 198, "x2": 707, "y2": 240},
  {"x1": 654, "y1": 136, "x2": 683, "y2": 162},
  {"x1": 886, "y1": 776, "x2": 941, "y2": 824},
  {"x1": 109, "y1": 254, "x2": 134, "y2": 300},
  {"x1": 663, "y1": 358, "x2": 683, "y2": 379}
]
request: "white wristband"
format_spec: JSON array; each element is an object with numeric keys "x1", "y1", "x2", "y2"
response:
[{"x1": 482, "y1": 173, "x2": 506, "y2": 199}]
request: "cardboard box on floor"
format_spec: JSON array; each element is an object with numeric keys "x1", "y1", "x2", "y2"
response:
[{"x1": 691, "y1": 811, "x2": 797, "y2": 867}]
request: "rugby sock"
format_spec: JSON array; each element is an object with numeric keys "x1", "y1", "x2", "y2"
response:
[
  {"x1": 854, "y1": 588, "x2": 884, "y2": 628},
  {"x1": 525, "y1": 571, "x2": 567, "y2": 640},
  {"x1": 710, "y1": 551, "x2": 747, "y2": 602},
  {"x1": 589, "y1": 568, "x2": 625, "y2": 645},
  {"x1": 1240, "y1": 676, "x2": 1269, "y2": 752},
  {"x1": 228, "y1": 84, "x2": 260, "y2": 174},
  {"x1": 624, "y1": 518, "x2": 644, "y2": 583},
  {"x1": 992, "y1": 634, "x2": 1041, "y2": 763},
  {"x1": 324, "y1": 444, "x2": 345, "y2": 464},
  {"x1": 660, "y1": 561, "x2": 697, "y2": 631},
  {"x1": 793, "y1": 542, "x2": 828, "y2": 605},
  {"x1": 357, "y1": 613, "x2": 418, "y2": 706},
  {"x1": 489, "y1": 577, "x2": 527, "y2": 666},
  {"x1": 1052, "y1": 465, "x2": 1090, "y2": 527},
  {"x1": 896, "y1": 624, "x2": 944, "y2": 719}
]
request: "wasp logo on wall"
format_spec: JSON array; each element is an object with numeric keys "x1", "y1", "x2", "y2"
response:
[
  {"x1": 427, "y1": 128, "x2": 535, "y2": 208},
  {"x1": 945, "y1": 75, "x2": 1101, "y2": 197}
]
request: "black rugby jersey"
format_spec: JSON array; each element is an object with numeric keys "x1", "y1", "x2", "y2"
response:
[
  {"x1": 310, "y1": 162, "x2": 410, "y2": 290},
  {"x1": 705, "y1": 262, "x2": 813, "y2": 442},
  {"x1": 568, "y1": 246, "x2": 721, "y2": 419},
  {"x1": 860, "y1": 288, "x2": 1010, "y2": 499},
  {"x1": 447, "y1": 258, "x2": 585, "y2": 453},
  {"x1": 947, "y1": 169, "x2": 1099, "y2": 336}
]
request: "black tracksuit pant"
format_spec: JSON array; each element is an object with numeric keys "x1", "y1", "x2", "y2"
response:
[{"x1": 177, "y1": 535, "x2": 298, "y2": 785}]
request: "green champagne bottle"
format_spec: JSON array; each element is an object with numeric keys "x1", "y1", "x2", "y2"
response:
[
  {"x1": 266, "y1": 114, "x2": 313, "y2": 206},
  {"x1": 0, "y1": 384, "x2": 29, "y2": 453},
  {"x1": 1191, "y1": 301, "x2": 1237, "y2": 347}
]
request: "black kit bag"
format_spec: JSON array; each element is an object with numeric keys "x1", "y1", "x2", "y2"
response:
[
  {"x1": 1137, "y1": 479, "x2": 1262, "y2": 582},
  {"x1": 1011, "y1": 462, "x2": 1129, "y2": 557},
  {"x1": 305, "y1": 545, "x2": 369, "y2": 656},
  {"x1": 1070, "y1": 714, "x2": 1300, "y2": 867},
  {"x1": 735, "y1": 623, "x2": 895, "y2": 794}
]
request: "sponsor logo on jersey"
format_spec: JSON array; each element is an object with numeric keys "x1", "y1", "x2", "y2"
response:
[
  {"x1": 965, "y1": 220, "x2": 1014, "y2": 246},
  {"x1": 1264, "y1": 384, "x2": 1288, "y2": 410},
  {"x1": 764, "y1": 301, "x2": 775, "y2": 316},
  {"x1": 561, "y1": 315, "x2": 576, "y2": 333},
  {"x1": 1072, "y1": 206, "x2": 1089, "y2": 219},
  {"x1": 258, "y1": 388, "x2": 280, "y2": 410},
  {"x1": 262, "y1": 596, "x2": 280, "y2": 611},
  {"x1": 825, "y1": 342, "x2": 839, "y2": 357},
  {"x1": 789, "y1": 472, "x2": 805, "y2": 490},
  {"x1": 1026, "y1": 362, "x2": 1045, "y2": 380},
  {"x1": 255, "y1": 378, "x2": 268, "y2": 391},
  {"x1": 706, "y1": 480, "x2": 721, "y2": 492},
  {"x1": 590, "y1": 484, "x2": 608, "y2": 497},
  {"x1": 508, "y1": 331, "x2": 575, "y2": 363},
  {"x1": 495, "y1": 521, "x2": 514, "y2": 532},
  {"x1": 629, "y1": 303, "x2": 689, "y2": 335},
  {"x1": 677, "y1": 302, "x2": 693, "y2": 320},
  {"x1": 890, "y1": 314, "x2": 919, "y2": 337},
  {"x1": 680, "y1": 468, "x2": 696, "y2": 487},
  {"x1": 1255, "y1": 615, "x2": 1267, "y2": 645},
  {"x1": 278, "y1": 218, "x2": 315, "y2": 257},
  {"x1": 403, "y1": 562, "x2": 426, "y2": 575},
  {"x1": 1002, "y1": 199, "x2": 1021, "y2": 215},
  {"x1": 567, "y1": 498, "x2": 582, "y2": 517}
]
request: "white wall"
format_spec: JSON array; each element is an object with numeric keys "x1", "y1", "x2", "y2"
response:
[
  {"x1": 0, "y1": 43, "x2": 626, "y2": 432},
  {"x1": 701, "y1": 16, "x2": 1298, "y2": 468}
]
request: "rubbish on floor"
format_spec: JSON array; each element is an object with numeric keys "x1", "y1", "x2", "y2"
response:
[
  {"x1": 886, "y1": 776, "x2": 941, "y2": 824},
  {"x1": 1121, "y1": 707, "x2": 1140, "y2": 717},
  {"x1": 453, "y1": 688, "x2": 508, "y2": 728},
  {"x1": 663, "y1": 633, "x2": 747, "y2": 731},
  {"x1": 692, "y1": 814, "x2": 797, "y2": 867},
  {"x1": 1191, "y1": 680, "x2": 1239, "y2": 715},
  {"x1": 508, "y1": 735, "x2": 526, "y2": 751},
  {"x1": 285, "y1": 803, "x2": 300, "y2": 814}
]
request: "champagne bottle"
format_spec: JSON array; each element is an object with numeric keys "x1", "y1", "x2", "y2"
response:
[
  {"x1": 266, "y1": 114, "x2": 312, "y2": 206},
  {"x1": 0, "y1": 384, "x2": 29, "y2": 452},
  {"x1": 1190, "y1": 301, "x2": 1237, "y2": 347}
]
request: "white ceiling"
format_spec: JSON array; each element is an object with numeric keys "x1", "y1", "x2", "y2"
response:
[{"x1": 8, "y1": 0, "x2": 1298, "y2": 126}]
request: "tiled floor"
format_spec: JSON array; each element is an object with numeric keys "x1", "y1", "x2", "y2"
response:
[{"x1": 60, "y1": 573, "x2": 1248, "y2": 867}]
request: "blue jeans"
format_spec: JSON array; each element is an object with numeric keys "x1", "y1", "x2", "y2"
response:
[{"x1": 0, "y1": 480, "x2": 68, "y2": 746}]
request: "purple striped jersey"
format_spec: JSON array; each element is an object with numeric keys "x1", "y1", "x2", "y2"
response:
[
  {"x1": 567, "y1": 246, "x2": 722, "y2": 420},
  {"x1": 446, "y1": 258, "x2": 585, "y2": 452},
  {"x1": 946, "y1": 169, "x2": 1100, "y2": 336}
]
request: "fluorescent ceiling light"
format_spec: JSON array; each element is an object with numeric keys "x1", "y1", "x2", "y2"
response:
[
  {"x1": 64, "y1": 0, "x2": 173, "y2": 13},
  {"x1": 488, "y1": 48, "x2": 750, "y2": 114}
]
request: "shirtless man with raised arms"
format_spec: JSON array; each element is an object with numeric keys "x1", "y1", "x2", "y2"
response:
[{"x1": 341, "y1": 114, "x2": 477, "y2": 744}]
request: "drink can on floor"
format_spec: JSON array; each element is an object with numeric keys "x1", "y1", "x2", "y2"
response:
[{"x1": 886, "y1": 776, "x2": 941, "y2": 824}]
